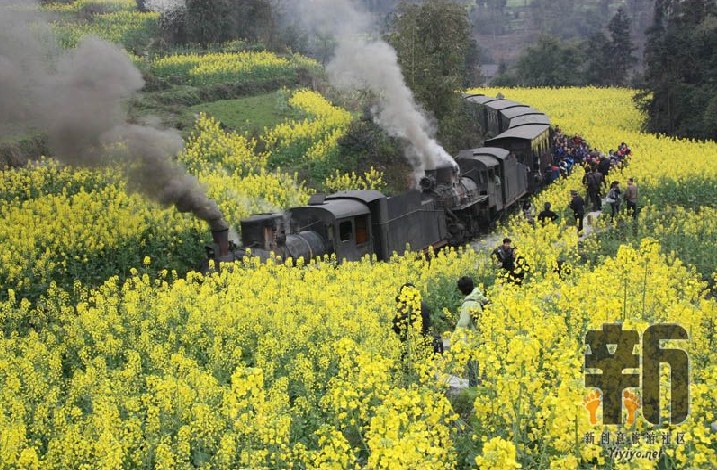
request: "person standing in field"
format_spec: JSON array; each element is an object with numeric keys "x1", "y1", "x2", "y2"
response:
[
  {"x1": 522, "y1": 200, "x2": 536, "y2": 226},
  {"x1": 492, "y1": 238, "x2": 516, "y2": 272},
  {"x1": 455, "y1": 276, "x2": 489, "y2": 386},
  {"x1": 624, "y1": 178, "x2": 638, "y2": 219},
  {"x1": 455, "y1": 276, "x2": 489, "y2": 332},
  {"x1": 606, "y1": 181, "x2": 622, "y2": 222},
  {"x1": 598, "y1": 155, "x2": 612, "y2": 178},
  {"x1": 537, "y1": 202, "x2": 559, "y2": 225},
  {"x1": 569, "y1": 190, "x2": 586, "y2": 233},
  {"x1": 584, "y1": 168, "x2": 603, "y2": 210},
  {"x1": 393, "y1": 283, "x2": 444, "y2": 354}
]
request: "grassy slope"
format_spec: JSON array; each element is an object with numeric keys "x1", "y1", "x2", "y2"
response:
[{"x1": 190, "y1": 91, "x2": 299, "y2": 135}]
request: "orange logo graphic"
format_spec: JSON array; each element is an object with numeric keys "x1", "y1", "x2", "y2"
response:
[
  {"x1": 584, "y1": 390, "x2": 602, "y2": 426},
  {"x1": 623, "y1": 390, "x2": 640, "y2": 426},
  {"x1": 583, "y1": 390, "x2": 641, "y2": 426}
]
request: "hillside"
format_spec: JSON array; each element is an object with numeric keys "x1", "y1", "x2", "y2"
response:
[{"x1": 472, "y1": 0, "x2": 656, "y2": 66}]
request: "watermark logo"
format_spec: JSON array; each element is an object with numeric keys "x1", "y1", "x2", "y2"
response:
[
  {"x1": 583, "y1": 323, "x2": 689, "y2": 426},
  {"x1": 582, "y1": 430, "x2": 687, "y2": 462}
]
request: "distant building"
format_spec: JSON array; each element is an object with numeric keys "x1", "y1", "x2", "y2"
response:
[{"x1": 479, "y1": 64, "x2": 499, "y2": 85}]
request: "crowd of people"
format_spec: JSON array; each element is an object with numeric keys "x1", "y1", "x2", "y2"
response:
[
  {"x1": 571, "y1": 140, "x2": 638, "y2": 230},
  {"x1": 533, "y1": 127, "x2": 639, "y2": 233},
  {"x1": 544, "y1": 126, "x2": 589, "y2": 183},
  {"x1": 569, "y1": 173, "x2": 639, "y2": 232},
  {"x1": 548, "y1": 127, "x2": 632, "y2": 184},
  {"x1": 521, "y1": 128, "x2": 637, "y2": 233}
]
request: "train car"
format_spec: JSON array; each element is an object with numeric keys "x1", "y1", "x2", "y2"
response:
[
  {"x1": 483, "y1": 100, "x2": 525, "y2": 137},
  {"x1": 508, "y1": 113, "x2": 551, "y2": 129},
  {"x1": 499, "y1": 107, "x2": 544, "y2": 133},
  {"x1": 317, "y1": 190, "x2": 448, "y2": 261},
  {"x1": 235, "y1": 191, "x2": 450, "y2": 263},
  {"x1": 464, "y1": 95, "x2": 497, "y2": 134},
  {"x1": 484, "y1": 124, "x2": 551, "y2": 193}
]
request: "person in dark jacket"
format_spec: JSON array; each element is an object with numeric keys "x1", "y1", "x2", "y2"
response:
[
  {"x1": 537, "y1": 202, "x2": 559, "y2": 225},
  {"x1": 393, "y1": 283, "x2": 442, "y2": 353},
  {"x1": 492, "y1": 238, "x2": 516, "y2": 272},
  {"x1": 584, "y1": 168, "x2": 603, "y2": 210},
  {"x1": 393, "y1": 283, "x2": 431, "y2": 339},
  {"x1": 598, "y1": 155, "x2": 612, "y2": 178},
  {"x1": 606, "y1": 181, "x2": 622, "y2": 222},
  {"x1": 569, "y1": 190, "x2": 586, "y2": 232}
]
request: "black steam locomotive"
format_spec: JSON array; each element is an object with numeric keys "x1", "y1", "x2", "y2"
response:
[{"x1": 207, "y1": 94, "x2": 552, "y2": 264}]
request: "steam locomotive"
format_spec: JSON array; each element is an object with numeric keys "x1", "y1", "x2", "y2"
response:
[{"x1": 207, "y1": 94, "x2": 552, "y2": 264}]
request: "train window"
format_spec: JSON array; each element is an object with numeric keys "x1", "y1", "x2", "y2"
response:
[
  {"x1": 339, "y1": 220, "x2": 353, "y2": 242},
  {"x1": 355, "y1": 215, "x2": 369, "y2": 245}
]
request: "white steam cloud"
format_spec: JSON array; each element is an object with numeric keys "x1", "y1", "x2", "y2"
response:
[{"x1": 292, "y1": 0, "x2": 457, "y2": 177}]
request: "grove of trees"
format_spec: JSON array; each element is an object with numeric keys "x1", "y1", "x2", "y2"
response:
[
  {"x1": 637, "y1": 0, "x2": 717, "y2": 140},
  {"x1": 493, "y1": 7, "x2": 637, "y2": 87},
  {"x1": 154, "y1": 0, "x2": 291, "y2": 49},
  {"x1": 386, "y1": 0, "x2": 482, "y2": 153}
]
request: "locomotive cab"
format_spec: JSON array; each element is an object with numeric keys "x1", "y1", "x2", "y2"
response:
[
  {"x1": 456, "y1": 147, "x2": 528, "y2": 226},
  {"x1": 240, "y1": 213, "x2": 287, "y2": 252},
  {"x1": 456, "y1": 150, "x2": 501, "y2": 223}
]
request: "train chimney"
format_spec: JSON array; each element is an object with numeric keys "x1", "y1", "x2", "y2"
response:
[
  {"x1": 421, "y1": 163, "x2": 459, "y2": 191},
  {"x1": 434, "y1": 163, "x2": 459, "y2": 185},
  {"x1": 209, "y1": 217, "x2": 230, "y2": 257}
]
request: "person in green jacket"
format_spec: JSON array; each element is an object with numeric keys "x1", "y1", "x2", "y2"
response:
[
  {"x1": 456, "y1": 276, "x2": 489, "y2": 330},
  {"x1": 455, "y1": 276, "x2": 489, "y2": 386}
]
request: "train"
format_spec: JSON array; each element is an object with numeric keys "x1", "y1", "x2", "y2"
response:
[{"x1": 206, "y1": 94, "x2": 552, "y2": 265}]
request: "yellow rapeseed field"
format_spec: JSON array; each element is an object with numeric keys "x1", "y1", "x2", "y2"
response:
[
  {"x1": 0, "y1": 88, "x2": 716, "y2": 469},
  {"x1": 323, "y1": 167, "x2": 386, "y2": 193},
  {"x1": 151, "y1": 52, "x2": 320, "y2": 87},
  {"x1": 51, "y1": 9, "x2": 160, "y2": 49},
  {"x1": 262, "y1": 90, "x2": 354, "y2": 167}
]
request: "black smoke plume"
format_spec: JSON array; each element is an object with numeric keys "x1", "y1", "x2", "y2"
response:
[{"x1": 0, "y1": 2, "x2": 227, "y2": 231}]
